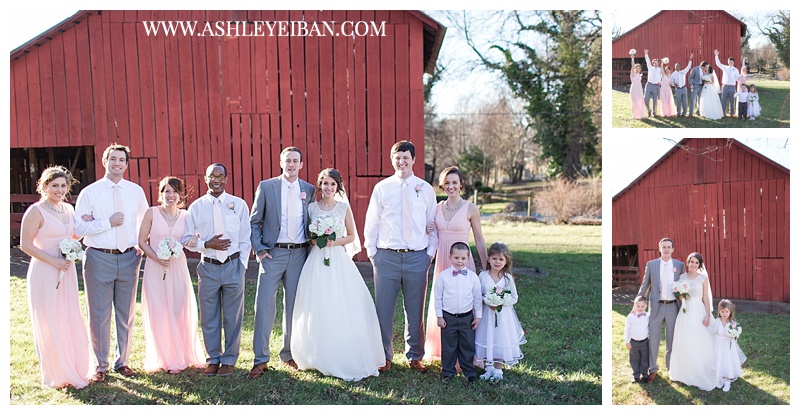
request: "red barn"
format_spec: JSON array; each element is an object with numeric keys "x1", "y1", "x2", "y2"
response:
[
  {"x1": 10, "y1": 10, "x2": 446, "y2": 260},
  {"x1": 612, "y1": 10, "x2": 746, "y2": 85},
  {"x1": 612, "y1": 138, "x2": 789, "y2": 303}
]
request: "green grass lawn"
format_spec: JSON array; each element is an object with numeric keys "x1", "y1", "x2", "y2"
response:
[
  {"x1": 9, "y1": 221, "x2": 601, "y2": 405},
  {"x1": 610, "y1": 304, "x2": 789, "y2": 405},
  {"x1": 611, "y1": 78, "x2": 790, "y2": 128}
]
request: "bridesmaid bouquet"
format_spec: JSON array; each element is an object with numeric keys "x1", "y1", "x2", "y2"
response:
[
  {"x1": 156, "y1": 237, "x2": 183, "y2": 280},
  {"x1": 484, "y1": 287, "x2": 513, "y2": 327},
  {"x1": 725, "y1": 321, "x2": 742, "y2": 349},
  {"x1": 672, "y1": 280, "x2": 691, "y2": 313},
  {"x1": 629, "y1": 49, "x2": 636, "y2": 56},
  {"x1": 57, "y1": 238, "x2": 85, "y2": 289},
  {"x1": 309, "y1": 214, "x2": 345, "y2": 266}
]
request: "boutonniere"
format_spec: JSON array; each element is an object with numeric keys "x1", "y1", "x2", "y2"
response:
[
  {"x1": 414, "y1": 184, "x2": 422, "y2": 197},
  {"x1": 673, "y1": 267, "x2": 677, "y2": 274},
  {"x1": 227, "y1": 202, "x2": 236, "y2": 213},
  {"x1": 299, "y1": 191, "x2": 307, "y2": 202}
]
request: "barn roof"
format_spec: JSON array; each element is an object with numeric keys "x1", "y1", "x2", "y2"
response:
[
  {"x1": 614, "y1": 10, "x2": 747, "y2": 43},
  {"x1": 10, "y1": 10, "x2": 446, "y2": 75},
  {"x1": 612, "y1": 138, "x2": 790, "y2": 201}
]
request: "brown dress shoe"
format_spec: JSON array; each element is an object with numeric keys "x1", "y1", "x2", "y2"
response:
[
  {"x1": 284, "y1": 359, "x2": 298, "y2": 370},
  {"x1": 216, "y1": 364, "x2": 235, "y2": 376},
  {"x1": 647, "y1": 371, "x2": 658, "y2": 383},
  {"x1": 203, "y1": 363, "x2": 220, "y2": 376},
  {"x1": 114, "y1": 365, "x2": 136, "y2": 377},
  {"x1": 248, "y1": 363, "x2": 269, "y2": 379},
  {"x1": 409, "y1": 360, "x2": 428, "y2": 373},
  {"x1": 90, "y1": 372, "x2": 106, "y2": 383},
  {"x1": 378, "y1": 360, "x2": 392, "y2": 373}
]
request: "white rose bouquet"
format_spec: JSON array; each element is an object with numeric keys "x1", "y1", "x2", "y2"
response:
[
  {"x1": 157, "y1": 237, "x2": 183, "y2": 280},
  {"x1": 725, "y1": 321, "x2": 742, "y2": 349},
  {"x1": 629, "y1": 49, "x2": 636, "y2": 56},
  {"x1": 484, "y1": 286, "x2": 512, "y2": 327},
  {"x1": 57, "y1": 238, "x2": 85, "y2": 289},
  {"x1": 672, "y1": 279, "x2": 691, "y2": 313},
  {"x1": 309, "y1": 214, "x2": 345, "y2": 266}
]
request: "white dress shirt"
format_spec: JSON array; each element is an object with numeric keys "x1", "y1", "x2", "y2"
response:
[
  {"x1": 715, "y1": 55, "x2": 740, "y2": 86},
  {"x1": 183, "y1": 191, "x2": 252, "y2": 268},
  {"x1": 644, "y1": 52, "x2": 662, "y2": 84},
  {"x1": 735, "y1": 91, "x2": 750, "y2": 104},
  {"x1": 624, "y1": 312, "x2": 649, "y2": 343},
  {"x1": 74, "y1": 177, "x2": 148, "y2": 249},
  {"x1": 363, "y1": 174, "x2": 437, "y2": 258},
  {"x1": 277, "y1": 176, "x2": 307, "y2": 244},
  {"x1": 434, "y1": 266, "x2": 482, "y2": 318},
  {"x1": 660, "y1": 259, "x2": 675, "y2": 301},
  {"x1": 670, "y1": 61, "x2": 691, "y2": 88}
]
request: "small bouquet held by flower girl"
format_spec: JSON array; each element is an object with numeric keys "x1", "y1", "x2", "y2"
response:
[
  {"x1": 672, "y1": 279, "x2": 691, "y2": 313},
  {"x1": 308, "y1": 214, "x2": 345, "y2": 266},
  {"x1": 156, "y1": 237, "x2": 183, "y2": 280},
  {"x1": 57, "y1": 238, "x2": 85, "y2": 289},
  {"x1": 484, "y1": 286, "x2": 514, "y2": 327},
  {"x1": 725, "y1": 321, "x2": 742, "y2": 349}
]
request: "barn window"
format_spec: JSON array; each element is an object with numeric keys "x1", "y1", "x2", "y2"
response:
[{"x1": 612, "y1": 244, "x2": 639, "y2": 288}]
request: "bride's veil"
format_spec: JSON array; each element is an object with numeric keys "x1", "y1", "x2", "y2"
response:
[
  {"x1": 335, "y1": 186, "x2": 362, "y2": 257},
  {"x1": 711, "y1": 70, "x2": 721, "y2": 94},
  {"x1": 702, "y1": 264, "x2": 714, "y2": 313}
]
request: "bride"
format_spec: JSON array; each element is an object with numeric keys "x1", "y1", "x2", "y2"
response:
[
  {"x1": 291, "y1": 168, "x2": 385, "y2": 381},
  {"x1": 698, "y1": 66, "x2": 724, "y2": 120},
  {"x1": 668, "y1": 252, "x2": 717, "y2": 391}
]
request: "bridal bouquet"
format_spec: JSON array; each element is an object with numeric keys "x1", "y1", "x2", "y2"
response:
[
  {"x1": 725, "y1": 321, "x2": 742, "y2": 349},
  {"x1": 672, "y1": 280, "x2": 691, "y2": 313},
  {"x1": 57, "y1": 238, "x2": 85, "y2": 289},
  {"x1": 484, "y1": 286, "x2": 513, "y2": 327},
  {"x1": 157, "y1": 237, "x2": 183, "y2": 280},
  {"x1": 309, "y1": 214, "x2": 345, "y2": 266},
  {"x1": 702, "y1": 74, "x2": 712, "y2": 84}
]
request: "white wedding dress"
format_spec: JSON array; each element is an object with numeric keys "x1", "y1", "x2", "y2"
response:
[
  {"x1": 698, "y1": 72, "x2": 724, "y2": 120},
  {"x1": 291, "y1": 201, "x2": 385, "y2": 381},
  {"x1": 669, "y1": 273, "x2": 718, "y2": 391}
]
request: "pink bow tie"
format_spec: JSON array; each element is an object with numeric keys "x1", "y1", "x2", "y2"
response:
[
  {"x1": 452, "y1": 269, "x2": 468, "y2": 276},
  {"x1": 637, "y1": 313, "x2": 645, "y2": 318}
]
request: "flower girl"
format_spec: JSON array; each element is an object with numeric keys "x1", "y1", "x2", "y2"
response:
[
  {"x1": 711, "y1": 299, "x2": 746, "y2": 392},
  {"x1": 475, "y1": 243, "x2": 526, "y2": 382},
  {"x1": 747, "y1": 85, "x2": 761, "y2": 120}
]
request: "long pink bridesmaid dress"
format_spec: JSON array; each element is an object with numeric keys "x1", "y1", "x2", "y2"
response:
[
  {"x1": 630, "y1": 72, "x2": 646, "y2": 119},
  {"x1": 423, "y1": 202, "x2": 477, "y2": 361},
  {"x1": 25, "y1": 203, "x2": 91, "y2": 389},
  {"x1": 659, "y1": 74, "x2": 678, "y2": 117},
  {"x1": 141, "y1": 207, "x2": 206, "y2": 373}
]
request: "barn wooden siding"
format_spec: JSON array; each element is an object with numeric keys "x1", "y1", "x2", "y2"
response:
[
  {"x1": 612, "y1": 10, "x2": 746, "y2": 84},
  {"x1": 612, "y1": 138, "x2": 789, "y2": 303},
  {"x1": 10, "y1": 10, "x2": 443, "y2": 260}
]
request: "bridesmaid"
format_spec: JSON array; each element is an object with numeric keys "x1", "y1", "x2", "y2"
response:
[
  {"x1": 423, "y1": 166, "x2": 487, "y2": 362},
  {"x1": 659, "y1": 66, "x2": 678, "y2": 117},
  {"x1": 630, "y1": 55, "x2": 646, "y2": 119},
  {"x1": 138, "y1": 177, "x2": 206, "y2": 374},
  {"x1": 20, "y1": 166, "x2": 91, "y2": 389}
]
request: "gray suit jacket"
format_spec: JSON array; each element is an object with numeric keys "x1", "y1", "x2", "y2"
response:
[
  {"x1": 688, "y1": 66, "x2": 704, "y2": 88},
  {"x1": 249, "y1": 176, "x2": 316, "y2": 253},
  {"x1": 637, "y1": 258, "x2": 685, "y2": 317}
]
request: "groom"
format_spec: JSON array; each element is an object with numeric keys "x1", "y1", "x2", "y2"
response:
[
  {"x1": 248, "y1": 147, "x2": 316, "y2": 378},
  {"x1": 364, "y1": 141, "x2": 437, "y2": 373},
  {"x1": 688, "y1": 60, "x2": 709, "y2": 117},
  {"x1": 636, "y1": 238, "x2": 685, "y2": 383}
]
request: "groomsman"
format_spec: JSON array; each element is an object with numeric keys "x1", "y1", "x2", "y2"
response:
[
  {"x1": 74, "y1": 143, "x2": 148, "y2": 383},
  {"x1": 670, "y1": 54, "x2": 693, "y2": 117},
  {"x1": 643, "y1": 49, "x2": 662, "y2": 117},
  {"x1": 248, "y1": 147, "x2": 316, "y2": 378},
  {"x1": 636, "y1": 238, "x2": 685, "y2": 383},
  {"x1": 183, "y1": 163, "x2": 251, "y2": 376},
  {"x1": 688, "y1": 61, "x2": 709, "y2": 117},
  {"x1": 715, "y1": 49, "x2": 740, "y2": 117},
  {"x1": 364, "y1": 141, "x2": 437, "y2": 373}
]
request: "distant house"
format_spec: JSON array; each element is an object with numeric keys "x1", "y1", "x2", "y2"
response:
[
  {"x1": 611, "y1": 10, "x2": 746, "y2": 85},
  {"x1": 612, "y1": 138, "x2": 789, "y2": 303},
  {"x1": 9, "y1": 10, "x2": 446, "y2": 260}
]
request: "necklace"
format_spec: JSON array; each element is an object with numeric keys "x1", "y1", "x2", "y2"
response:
[
  {"x1": 43, "y1": 200, "x2": 65, "y2": 215},
  {"x1": 160, "y1": 207, "x2": 179, "y2": 222},
  {"x1": 444, "y1": 199, "x2": 463, "y2": 212}
]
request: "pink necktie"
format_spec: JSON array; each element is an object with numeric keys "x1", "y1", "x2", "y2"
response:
[
  {"x1": 113, "y1": 185, "x2": 126, "y2": 250},
  {"x1": 287, "y1": 184, "x2": 298, "y2": 243},
  {"x1": 401, "y1": 180, "x2": 412, "y2": 244},
  {"x1": 213, "y1": 199, "x2": 226, "y2": 262}
]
